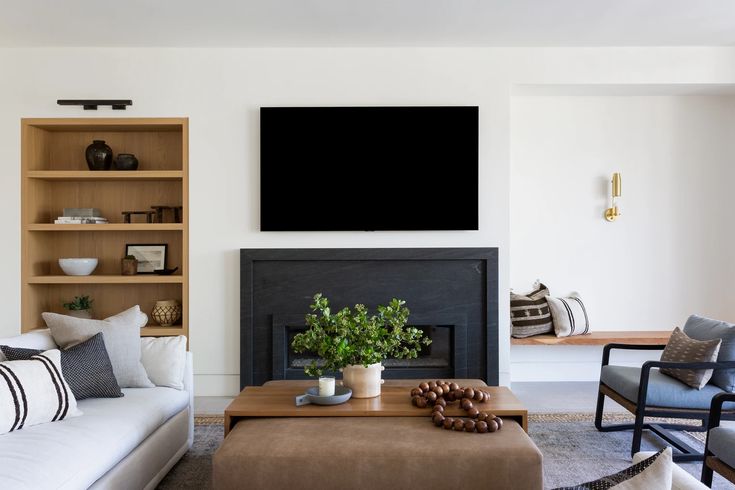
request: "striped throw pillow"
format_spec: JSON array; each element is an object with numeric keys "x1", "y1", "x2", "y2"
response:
[
  {"x1": 511, "y1": 283, "x2": 554, "y2": 338},
  {"x1": 548, "y1": 293, "x2": 590, "y2": 337},
  {"x1": 0, "y1": 349, "x2": 82, "y2": 435}
]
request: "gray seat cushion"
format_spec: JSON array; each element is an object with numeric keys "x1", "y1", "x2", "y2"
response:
[
  {"x1": 683, "y1": 315, "x2": 735, "y2": 392},
  {"x1": 601, "y1": 365, "x2": 725, "y2": 410},
  {"x1": 708, "y1": 427, "x2": 735, "y2": 469}
]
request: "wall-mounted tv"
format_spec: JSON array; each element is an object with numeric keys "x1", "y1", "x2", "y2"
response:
[{"x1": 260, "y1": 106, "x2": 479, "y2": 231}]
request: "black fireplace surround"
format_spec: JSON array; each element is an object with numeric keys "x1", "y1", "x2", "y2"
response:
[{"x1": 240, "y1": 248, "x2": 498, "y2": 388}]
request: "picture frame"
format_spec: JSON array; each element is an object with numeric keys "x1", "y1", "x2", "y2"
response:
[{"x1": 125, "y1": 243, "x2": 168, "y2": 274}]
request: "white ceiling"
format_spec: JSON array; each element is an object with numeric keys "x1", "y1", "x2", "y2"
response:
[{"x1": 1, "y1": 0, "x2": 734, "y2": 47}]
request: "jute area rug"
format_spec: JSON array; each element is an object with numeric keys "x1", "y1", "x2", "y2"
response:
[{"x1": 156, "y1": 414, "x2": 730, "y2": 490}]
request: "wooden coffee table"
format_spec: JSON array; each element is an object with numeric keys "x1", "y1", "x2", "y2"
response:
[{"x1": 224, "y1": 379, "x2": 527, "y2": 436}]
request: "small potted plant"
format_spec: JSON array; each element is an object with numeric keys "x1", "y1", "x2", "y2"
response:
[
  {"x1": 121, "y1": 254, "x2": 138, "y2": 275},
  {"x1": 291, "y1": 293, "x2": 431, "y2": 398},
  {"x1": 63, "y1": 295, "x2": 94, "y2": 319}
]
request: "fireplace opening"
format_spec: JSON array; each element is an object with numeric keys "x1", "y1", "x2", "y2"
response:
[{"x1": 286, "y1": 325, "x2": 454, "y2": 371}]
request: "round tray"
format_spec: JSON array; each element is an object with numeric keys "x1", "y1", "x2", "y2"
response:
[{"x1": 295, "y1": 385, "x2": 352, "y2": 406}]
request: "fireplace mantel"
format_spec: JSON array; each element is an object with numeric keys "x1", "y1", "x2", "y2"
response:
[{"x1": 240, "y1": 248, "x2": 498, "y2": 388}]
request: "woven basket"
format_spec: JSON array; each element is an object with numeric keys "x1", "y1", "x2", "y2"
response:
[{"x1": 151, "y1": 300, "x2": 182, "y2": 327}]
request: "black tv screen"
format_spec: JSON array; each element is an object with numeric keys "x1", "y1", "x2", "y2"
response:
[{"x1": 260, "y1": 106, "x2": 478, "y2": 231}]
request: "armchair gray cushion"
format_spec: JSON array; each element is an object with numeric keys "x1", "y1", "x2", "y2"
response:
[
  {"x1": 708, "y1": 427, "x2": 735, "y2": 469},
  {"x1": 683, "y1": 315, "x2": 735, "y2": 392},
  {"x1": 600, "y1": 365, "x2": 728, "y2": 410}
]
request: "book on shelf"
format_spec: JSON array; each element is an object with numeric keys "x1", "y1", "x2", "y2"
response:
[
  {"x1": 54, "y1": 218, "x2": 109, "y2": 224},
  {"x1": 62, "y1": 208, "x2": 103, "y2": 218}
]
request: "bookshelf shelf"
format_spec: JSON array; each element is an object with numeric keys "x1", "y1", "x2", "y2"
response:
[
  {"x1": 26, "y1": 223, "x2": 184, "y2": 232},
  {"x1": 27, "y1": 275, "x2": 184, "y2": 285},
  {"x1": 27, "y1": 170, "x2": 184, "y2": 181}
]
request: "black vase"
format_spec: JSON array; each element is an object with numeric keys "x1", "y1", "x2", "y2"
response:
[
  {"x1": 114, "y1": 153, "x2": 139, "y2": 171},
  {"x1": 85, "y1": 140, "x2": 113, "y2": 171}
]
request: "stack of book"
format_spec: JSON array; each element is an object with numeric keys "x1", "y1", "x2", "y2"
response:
[{"x1": 55, "y1": 208, "x2": 109, "y2": 224}]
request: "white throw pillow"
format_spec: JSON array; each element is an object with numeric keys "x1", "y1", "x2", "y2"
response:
[
  {"x1": 555, "y1": 448, "x2": 672, "y2": 490},
  {"x1": 547, "y1": 293, "x2": 590, "y2": 337},
  {"x1": 140, "y1": 336, "x2": 187, "y2": 390},
  {"x1": 0, "y1": 349, "x2": 82, "y2": 435},
  {"x1": 42, "y1": 306, "x2": 153, "y2": 388}
]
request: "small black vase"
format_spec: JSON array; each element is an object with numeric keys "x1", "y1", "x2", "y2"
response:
[
  {"x1": 114, "y1": 153, "x2": 139, "y2": 171},
  {"x1": 85, "y1": 140, "x2": 113, "y2": 171}
]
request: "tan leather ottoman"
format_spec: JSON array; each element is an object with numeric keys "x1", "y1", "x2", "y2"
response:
[{"x1": 213, "y1": 416, "x2": 542, "y2": 490}]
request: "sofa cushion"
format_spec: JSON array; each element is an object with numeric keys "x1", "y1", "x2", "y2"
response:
[
  {"x1": 708, "y1": 427, "x2": 735, "y2": 470},
  {"x1": 1, "y1": 333, "x2": 123, "y2": 400},
  {"x1": 601, "y1": 365, "x2": 728, "y2": 410},
  {"x1": 683, "y1": 315, "x2": 735, "y2": 392},
  {"x1": 554, "y1": 448, "x2": 672, "y2": 490},
  {"x1": 659, "y1": 327, "x2": 721, "y2": 389},
  {"x1": 0, "y1": 386, "x2": 188, "y2": 490},
  {"x1": 42, "y1": 306, "x2": 154, "y2": 388},
  {"x1": 0, "y1": 329, "x2": 57, "y2": 361},
  {"x1": 0, "y1": 350, "x2": 82, "y2": 435},
  {"x1": 140, "y1": 336, "x2": 187, "y2": 390}
]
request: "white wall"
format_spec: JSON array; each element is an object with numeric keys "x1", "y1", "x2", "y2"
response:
[
  {"x1": 0, "y1": 47, "x2": 734, "y2": 394},
  {"x1": 510, "y1": 95, "x2": 735, "y2": 381}
]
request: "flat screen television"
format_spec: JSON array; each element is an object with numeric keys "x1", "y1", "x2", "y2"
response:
[{"x1": 260, "y1": 106, "x2": 478, "y2": 231}]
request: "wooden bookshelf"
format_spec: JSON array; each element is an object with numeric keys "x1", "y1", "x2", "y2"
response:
[{"x1": 21, "y1": 118, "x2": 189, "y2": 339}]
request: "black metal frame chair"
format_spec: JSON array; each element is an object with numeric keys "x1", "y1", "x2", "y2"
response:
[
  {"x1": 595, "y1": 343, "x2": 735, "y2": 463},
  {"x1": 701, "y1": 392, "x2": 735, "y2": 486}
]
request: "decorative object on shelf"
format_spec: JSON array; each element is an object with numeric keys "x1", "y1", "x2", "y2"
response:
[
  {"x1": 150, "y1": 205, "x2": 183, "y2": 223},
  {"x1": 58, "y1": 257, "x2": 98, "y2": 276},
  {"x1": 410, "y1": 381, "x2": 503, "y2": 434},
  {"x1": 604, "y1": 172, "x2": 622, "y2": 222},
  {"x1": 318, "y1": 376, "x2": 335, "y2": 397},
  {"x1": 56, "y1": 207, "x2": 108, "y2": 224},
  {"x1": 121, "y1": 255, "x2": 138, "y2": 275},
  {"x1": 291, "y1": 293, "x2": 431, "y2": 399},
  {"x1": 62, "y1": 295, "x2": 94, "y2": 319},
  {"x1": 85, "y1": 140, "x2": 113, "y2": 171},
  {"x1": 153, "y1": 267, "x2": 179, "y2": 276},
  {"x1": 151, "y1": 300, "x2": 182, "y2": 327},
  {"x1": 114, "y1": 153, "x2": 139, "y2": 171},
  {"x1": 57, "y1": 99, "x2": 132, "y2": 110},
  {"x1": 294, "y1": 385, "x2": 352, "y2": 406},
  {"x1": 121, "y1": 211, "x2": 156, "y2": 223},
  {"x1": 125, "y1": 243, "x2": 168, "y2": 273}
]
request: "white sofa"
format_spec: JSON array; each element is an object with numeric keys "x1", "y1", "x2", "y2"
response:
[
  {"x1": 0, "y1": 329, "x2": 194, "y2": 490},
  {"x1": 633, "y1": 452, "x2": 708, "y2": 490}
]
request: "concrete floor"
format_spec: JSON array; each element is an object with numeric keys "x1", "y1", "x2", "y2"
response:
[{"x1": 194, "y1": 381, "x2": 628, "y2": 415}]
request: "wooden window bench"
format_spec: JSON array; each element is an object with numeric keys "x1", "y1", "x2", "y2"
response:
[{"x1": 510, "y1": 331, "x2": 672, "y2": 346}]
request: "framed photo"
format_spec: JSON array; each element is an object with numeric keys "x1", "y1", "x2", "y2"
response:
[{"x1": 125, "y1": 244, "x2": 168, "y2": 274}]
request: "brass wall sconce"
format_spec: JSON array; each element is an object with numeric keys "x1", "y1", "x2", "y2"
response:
[{"x1": 604, "y1": 172, "x2": 622, "y2": 222}]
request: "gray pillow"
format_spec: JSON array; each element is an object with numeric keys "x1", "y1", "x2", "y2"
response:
[
  {"x1": 683, "y1": 314, "x2": 735, "y2": 392},
  {"x1": 1, "y1": 332, "x2": 123, "y2": 400},
  {"x1": 660, "y1": 327, "x2": 721, "y2": 389},
  {"x1": 42, "y1": 306, "x2": 153, "y2": 388}
]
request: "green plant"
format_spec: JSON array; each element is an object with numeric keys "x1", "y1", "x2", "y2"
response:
[
  {"x1": 123, "y1": 255, "x2": 138, "y2": 261},
  {"x1": 291, "y1": 293, "x2": 431, "y2": 377},
  {"x1": 63, "y1": 295, "x2": 93, "y2": 311}
]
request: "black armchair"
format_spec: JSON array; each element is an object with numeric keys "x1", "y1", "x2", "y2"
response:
[
  {"x1": 701, "y1": 392, "x2": 735, "y2": 486},
  {"x1": 595, "y1": 343, "x2": 735, "y2": 463}
]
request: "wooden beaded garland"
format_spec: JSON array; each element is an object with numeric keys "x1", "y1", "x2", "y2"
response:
[{"x1": 409, "y1": 382, "x2": 502, "y2": 434}]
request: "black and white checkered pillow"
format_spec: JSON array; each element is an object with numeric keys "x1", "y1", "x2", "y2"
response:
[{"x1": 1, "y1": 332, "x2": 123, "y2": 400}]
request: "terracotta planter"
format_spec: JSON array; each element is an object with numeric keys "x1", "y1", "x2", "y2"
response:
[
  {"x1": 341, "y1": 362, "x2": 385, "y2": 398},
  {"x1": 121, "y1": 258, "x2": 138, "y2": 275}
]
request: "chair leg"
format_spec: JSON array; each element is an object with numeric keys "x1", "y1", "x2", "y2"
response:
[
  {"x1": 594, "y1": 387, "x2": 605, "y2": 431},
  {"x1": 631, "y1": 406, "x2": 646, "y2": 458},
  {"x1": 701, "y1": 454, "x2": 714, "y2": 487}
]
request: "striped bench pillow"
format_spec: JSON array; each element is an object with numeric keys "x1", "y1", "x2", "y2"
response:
[
  {"x1": 511, "y1": 283, "x2": 554, "y2": 338},
  {"x1": 548, "y1": 293, "x2": 590, "y2": 337}
]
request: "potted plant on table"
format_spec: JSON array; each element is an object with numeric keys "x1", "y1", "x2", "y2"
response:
[
  {"x1": 62, "y1": 295, "x2": 94, "y2": 319},
  {"x1": 291, "y1": 293, "x2": 431, "y2": 398}
]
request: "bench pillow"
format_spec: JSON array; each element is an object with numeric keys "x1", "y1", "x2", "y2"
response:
[
  {"x1": 683, "y1": 314, "x2": 735, "y2": 392},
  {"x1": 42, "y1": 306, "x2": 153, "y2": 388},
  {"x1": 510, "y1": 283, "x2": 553, "y2": 338},
  {"x1": 660, "y1": 327, "x2": 721, "y2": 389},
  {"x1": 0, "y1": 349, "x2": 82, "y2": 435},
  {"x1": 548, "y1": 293, "x2": 590, "y2": 337},
  {"x1": 1, "y1": 332, "x2": 122, "y2": 400}
]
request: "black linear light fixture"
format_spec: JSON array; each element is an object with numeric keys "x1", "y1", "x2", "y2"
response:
[{"x1": 57, "y1": 99, "x2": 132, "y2": 110}]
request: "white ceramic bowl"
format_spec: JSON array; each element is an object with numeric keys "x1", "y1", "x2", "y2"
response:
[{"x1": 58, "y1": 258, "x2": 98, "y2": 276}]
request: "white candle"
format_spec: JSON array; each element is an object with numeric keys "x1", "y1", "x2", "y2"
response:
[{"x1": 318, "y1": 376, "x2": 335, "y2": 397}]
